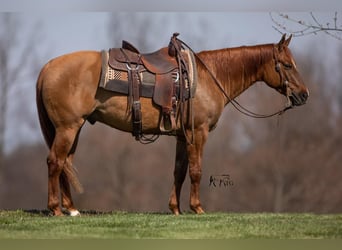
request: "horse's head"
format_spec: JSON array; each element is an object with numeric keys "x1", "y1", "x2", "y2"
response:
[{"x1": 263, "y1": 34, "x2": 309, "y2": 107}]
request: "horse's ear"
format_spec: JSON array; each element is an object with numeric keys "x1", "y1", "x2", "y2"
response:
[
  {"x1": 284, "y1": 34, "x2": 292, "y2": 47},
  {"x1": 277, "y1": 34, "x2": 287, "y2": 51}
]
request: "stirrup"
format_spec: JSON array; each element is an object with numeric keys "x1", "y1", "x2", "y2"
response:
[{"x1": 160, "y1": 113, "x2": 176, "y2": 132}]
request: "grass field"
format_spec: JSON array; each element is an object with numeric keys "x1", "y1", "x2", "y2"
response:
[{"x1": 1, "y1": 210, "x2": 342, "y2": 239}]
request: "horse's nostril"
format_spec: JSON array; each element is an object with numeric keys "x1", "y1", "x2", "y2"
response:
[{"x1": 301, "y1": 92, "x2": 308, "y2": 101}]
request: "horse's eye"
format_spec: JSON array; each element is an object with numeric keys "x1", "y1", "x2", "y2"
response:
[{"x1": 284, "y1": 63, "x2": 292, "y2": 70}]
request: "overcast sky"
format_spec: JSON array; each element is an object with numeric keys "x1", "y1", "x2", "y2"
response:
[{"x1": 1, "y1": 0, "x2": 341, "y2": 11}]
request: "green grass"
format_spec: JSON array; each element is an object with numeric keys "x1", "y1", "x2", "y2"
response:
[{"x1": 1, "y1": 210, "x2": 342, "y2": 239}]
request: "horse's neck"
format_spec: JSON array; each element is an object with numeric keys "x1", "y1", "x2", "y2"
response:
[{"x1": 199, "y1": 44, "x2": 273, "y2": 102}]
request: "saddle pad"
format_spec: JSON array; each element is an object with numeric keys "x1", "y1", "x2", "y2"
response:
[{"x1": 99, "y1": 49, "x2": 197, "y2": 99}]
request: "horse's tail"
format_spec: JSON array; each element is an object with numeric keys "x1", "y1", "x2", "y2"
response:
[{"x1": 36, "y1": 66, "x2": 83, "y2": 193}]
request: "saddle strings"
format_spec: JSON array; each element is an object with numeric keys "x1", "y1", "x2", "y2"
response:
[
  {"x1": 170, "y1": 34, "x2": 195, "y2": 145},
  {"x1": 177, "y1": 38, "x2": 292, "y2": 119}
]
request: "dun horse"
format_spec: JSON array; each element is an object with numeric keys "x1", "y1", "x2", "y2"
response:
[{"x1": 36, "y1": 34, "x2": 308, "y2": 216}]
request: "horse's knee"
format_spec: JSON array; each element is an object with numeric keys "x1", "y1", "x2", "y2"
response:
[{"x1": 189, "y1": 168, "x2": 202, "y2": 183}]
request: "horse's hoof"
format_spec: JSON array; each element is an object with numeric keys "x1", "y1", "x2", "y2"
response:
[
  {"x1": 173, "y1": 210, "x2": 180, "y2": 216},
  {"x1": 169, "y1": 204, "x2": 181, "y2": 215},
  {"x1": 191, "y1": 205, "x2": 205, "y2": 214},
  {"x1": 196, "y1": 208, "x2": 205, "y2": 214},
  {"x1": 50, "y1": 208, "x2": 64, "y2": 216},
  {"x1": 68, "y1": 210, "x2": 81, "y2": 217},
  {"x1": 170, "y1": 208, "x2": 180, "y2": 216}
]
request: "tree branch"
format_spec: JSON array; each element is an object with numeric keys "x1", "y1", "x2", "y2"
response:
[{"x1": 270, "y1": 12, "x2": 342, "y2": 41}]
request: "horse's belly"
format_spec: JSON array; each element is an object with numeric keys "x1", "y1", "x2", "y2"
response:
[{"x1": 92, "y1": 95, "x2": 162, "y2": 133}]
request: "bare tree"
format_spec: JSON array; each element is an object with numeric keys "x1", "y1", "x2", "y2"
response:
[
  {"x1": 0, "y1": 14, "x2": 18, "y2": 177},
  {"x1": 270, "y1": 12, "x2": 342, "y2": 40},
  {"x1": 0, "y1": 13, "x2": 40, "y2": 179}
]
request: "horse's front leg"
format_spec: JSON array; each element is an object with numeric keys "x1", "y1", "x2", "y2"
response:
[
  {"x1": 169, "y1": 136, "x2": 189, "y2": 215},
  {"x1": 187, "y1": 125, "x2": 208, "y2": 214}
]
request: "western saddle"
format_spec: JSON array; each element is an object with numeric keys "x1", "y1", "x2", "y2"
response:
[{"x1": 100, "y1": 33, "x2": 195, "y2": 142}]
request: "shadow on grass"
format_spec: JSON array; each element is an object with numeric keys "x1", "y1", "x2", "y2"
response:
[
  {"x1": 23, "y1": 209, "x2": 109, "y2": 216},
  {"x1": 22, "y1": 209, "x2": 173, "y2": 217}
]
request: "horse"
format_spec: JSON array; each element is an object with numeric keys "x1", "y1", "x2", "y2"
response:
[{"x1": 36, "y1": 34, "x2": 309, "y2": 216}]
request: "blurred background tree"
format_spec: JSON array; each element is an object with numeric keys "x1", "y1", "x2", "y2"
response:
[{"x1": 0, "y1": 14, "x2": 40, "y2": 181}]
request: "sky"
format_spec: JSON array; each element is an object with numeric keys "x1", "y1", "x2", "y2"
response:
[
  {"x1": 1, "y1": 0, "x2": 341, "y2": 11},
  {"x1": 17, "y1": 12, "x2": 341, "y2": 60},
  {"x1": 1, "y1": 3, "x2": 342, "y2": 152}
]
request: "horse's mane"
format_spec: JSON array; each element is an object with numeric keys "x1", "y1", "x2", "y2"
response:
[{"x1": 198, "y1": 44, "x2": 274, "y2": 93}]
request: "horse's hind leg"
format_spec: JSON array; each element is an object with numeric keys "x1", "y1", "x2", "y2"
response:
[
  {"x1": 47, "y1": 127, "x2": 81, "y2": 216},
  {"x1": 169, "y1": 136, "x2": 189, "y2": 215},
  {"x1": 59, "y1": 154, "x2": 81, "y2": 216},
  {"x1": 59, "y1": 128, "x2": 83, "y2": 216}
]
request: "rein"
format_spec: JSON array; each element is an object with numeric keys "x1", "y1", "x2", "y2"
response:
[{"x1": 178, "y1": 38, "x2": 293, "y2": 119}]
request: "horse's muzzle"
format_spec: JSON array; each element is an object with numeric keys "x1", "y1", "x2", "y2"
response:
[{"x1": 290, "y1": 90, "x2": 309, "y2": 106}]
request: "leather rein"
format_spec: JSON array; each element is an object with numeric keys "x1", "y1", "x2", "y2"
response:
[{"x1": 178, "y1": 38, "x2": 293, "y2": 119}]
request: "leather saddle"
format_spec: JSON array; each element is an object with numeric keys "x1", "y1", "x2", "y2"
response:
[
  {"x1": 115, "y1": 40, "x2": 179, "y2": 74},
  {"x1": 108, "y1": 45, "x2": 179, "y2": 111},
  {"x1": 101, "y1": 33, "x2": 193, "y2": 140}
]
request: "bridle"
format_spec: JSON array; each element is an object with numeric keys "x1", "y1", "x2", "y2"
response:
[
  {"x1": 179, "y1": 38, "x2": 294, "y2": 119},
  {"x1": 273, "y1": 45, "x2": 294, "y2": 111}
]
